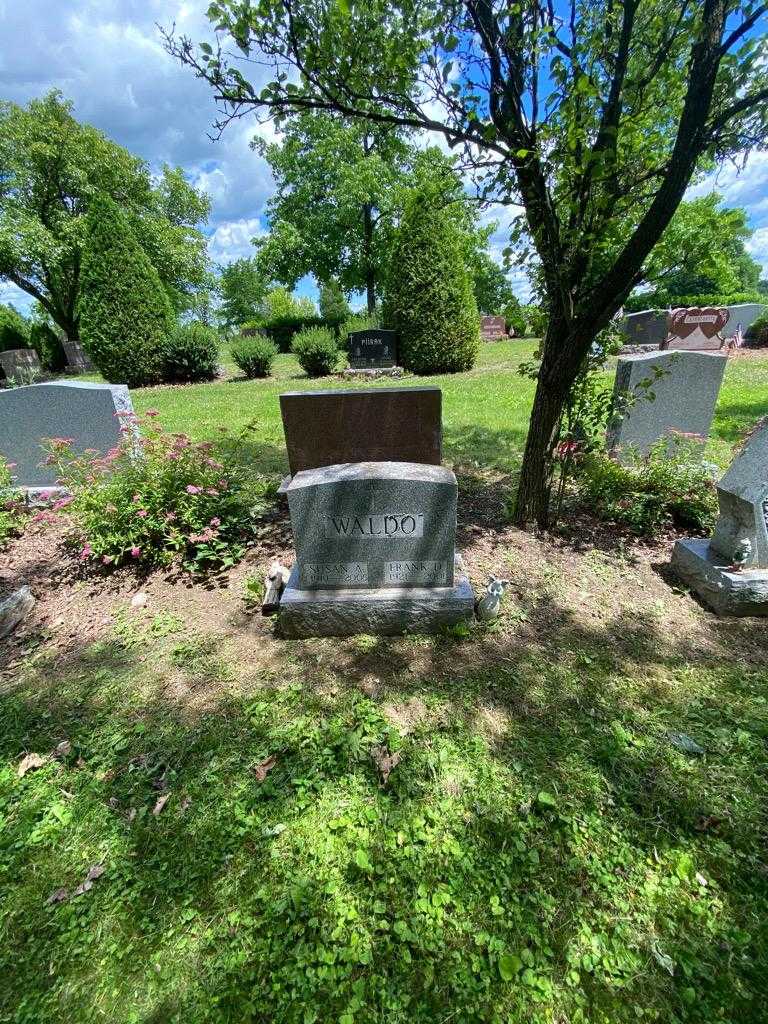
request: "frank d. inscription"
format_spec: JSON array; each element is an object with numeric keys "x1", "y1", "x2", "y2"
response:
[{"x1": 285, "y1": 461, "x2": 457, "y2": 589}]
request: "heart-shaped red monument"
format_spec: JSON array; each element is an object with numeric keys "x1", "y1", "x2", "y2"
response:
[{"x1": 665, "y1": 307, "x2": 730, "y2": 349}]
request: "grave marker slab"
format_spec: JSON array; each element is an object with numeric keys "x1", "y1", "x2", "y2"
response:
[
  {"x1": 662, "y1": 307, "x2": 730, "y2": 351},
  {"x1": 279, "y1": 460, "x2": 474, "y2": 636},
  {"x1": 0, "y1": 349, "x2": 41, "y2": 381},
  {"x1": 606, "y1": 350, "x2": 726, "y2": 457},
  {"x1": 672, "y1": 418, "x2": 768, "y2": 615},
  {"x1": 348, "y1": 329, "x2": 397, "y2": 368},
  {"x1": 279, "y1": 386, "x2": 442, "y2": 477},
  {"x1": 621, "y1": 309, "x2": 667, "y2": 348},
  {"x1": 480, "y1": 315, "x2": 508, "y2": 340},
  {"x1": 0, "y1": 381, "x2": 134, "y2": 494}
]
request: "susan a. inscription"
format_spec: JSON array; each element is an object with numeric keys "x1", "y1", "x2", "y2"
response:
[
  {"x1": 301, "y1": 562, "x2": 369, "y2": 587},
  {"x1": 325, "y1": 513, "x2": 424, "y2": 539}
]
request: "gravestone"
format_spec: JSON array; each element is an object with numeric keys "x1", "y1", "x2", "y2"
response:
[
  {"x1": 61, "y1": 338, "x2": 94, "y2": 372},
  {"x1": 671, "y1": 418, "x2": 768, "y2": 615},
  {"x1": 662, "y1": 307, "x2": 730, "y2": 351},
  {"x1": 0, "y1": 381, "x2": 135, "y2": 497},
  {"x1": 722, "y1": 303, "x2": 765, "y2": 340},
  {"x1": 348, "y1": 329, "x2": 397, "y2": 368},
  {"x1": 279, "y1": 461, "x2": 474, "y2": 636},
  {"x1": 279, "y1": 386, "x2": 442, "y2": 478},
  {"x1": 0, "y1": 349, "x2": 41, "y2": 381},
  {"x1": 621, "y1": 309, "x2": 667, "y2": 348},
  {"x1": 480, "y1": 315, "x2": 508, "y2": 341},
  {"x1": 606, "y1": 350, "x2": 727, "y2": 457}
]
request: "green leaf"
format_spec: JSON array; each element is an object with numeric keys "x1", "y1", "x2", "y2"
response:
[
  {"x1": 499, "y1": 953, "x2": 523, "y2": 980},
  {"x1": 337, "y1": 0, "x2": 351, "y2": 15},
  {"x1": 354, "y1": 849, "x2": 373, "y2": 872},
  {"x1": 536, "y1": 790, "x2": 557, "y2": 808}
]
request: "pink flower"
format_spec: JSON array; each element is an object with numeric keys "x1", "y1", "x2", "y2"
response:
[
  {"x1": 102, "y1": 555, "x2": 113, "y2": 565},
  {"x1": 166, "y1": 451, "x2": 179, "y2": 461},
  {"x1": 137, "y1": 509, "x2": 148, "y2": 518},
  {"x1": 80, "y1": 544, "x2": 92, "y2": 561},
  {"x1": 165, "y1": 512, "x2": 177, "y2": 522},
  {"x1": 130, "y1": 546, "x2": 141, "y2": 559},
  {"x1": 6, "y1": 462, "x2": 16, "y2": 469},
  {"x1": 132, "y1": 493, "x2": 141, "y2": 503},
  {"x1": 53, "y1": 496, "x2": 73, "y2": 510},
  {"x1": 186, "y1": 485, "x2": 201, "y2": 495},
  {"x1": 209, "y1": 517, "x2": 221, "y2": 527},
  {"x1": 39, "y1": 490, "x2": 52, "y2": 501},
  {"x1": 217, "y1": 480, "x2": 228, "y2": 490},
  {"x1": 205, "y1": 458, "x2": 224, "y2": 470}
]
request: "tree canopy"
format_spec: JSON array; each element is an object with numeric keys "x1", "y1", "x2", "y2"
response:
[
  {"x1": 167, "y1": 0, "x2": 768, "y2": 526},
  {"x1": 0, "y1": 91, "x2": 210, "y2": 344},
  {"x1": 218, "y1": 257, "x2": 269, "y2": 329}
]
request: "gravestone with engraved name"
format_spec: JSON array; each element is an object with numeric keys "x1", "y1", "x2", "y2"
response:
[
  {"x1": 662, "y1": 307, "x2": 730, "y2": 351},
  {"x1": 279, "y1": 461, "x2": 474, "y2": 637},
  {"x1": 671, "y1": 417, "x2": 768, "y2": 615},
  {"x1": 606, "y1": 350, "x2": 727, "y2": 458},
  {"x1": 348, "y1": 329, "x2": 397, "y2": 368},
  {"x1": 0, "y1": 349, "x2": 41, "y2": 381},
  {"x1": 480, "y1": 315, "x2": 508, "y2": 341}
]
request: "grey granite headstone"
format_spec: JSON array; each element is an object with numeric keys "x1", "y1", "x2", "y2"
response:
[
  {"x1": 279, "y1": 460, "x2": 474, "y2": 636},
  {"x1": 671, "y1": 418, "x2": 768, "y2": 615},
  {"x1": 0, "y1": 349, "x2": 41, "y2": 381},
  {"x1": 0, "y1": 381, "x2": 134, "y2": 493},
  {"x1": 621, "y1": 310, "x2": 667, "y2": 348},
  {"x1": 61, "y1": 338, "x2": 94, "y2": 372},
  {"x1": 606, "y1": 351, "x2": 727, "y2": 457},
  {"x1": 723, "y1": 303, "x2": 765, "y2": 339}
]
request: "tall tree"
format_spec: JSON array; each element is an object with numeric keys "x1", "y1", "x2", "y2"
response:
[
  {"x1": 0, "y1": 92, "x2": 210, "y2": 346},
  {"x1": 167, "y1": 1, "x2": 768, "y2": 526},
  {"x1": 472, "y1": 250, "x2": 519, "y2": 314},
  {"x1": 218, "y1": 257, "x2": 269, "y2": 329}
]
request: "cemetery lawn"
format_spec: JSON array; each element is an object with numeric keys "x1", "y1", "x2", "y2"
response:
[{"x1": 1, "y1": 342, "x2": 767, "y2": 1023}]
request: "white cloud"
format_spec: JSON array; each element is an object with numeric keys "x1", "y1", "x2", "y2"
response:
[
  {"x1": 208, "y1": 217, "x2": 266, "y2": 265},
  {"x1": 746, "y1": 227, "x2": 768, "y2": 277}
]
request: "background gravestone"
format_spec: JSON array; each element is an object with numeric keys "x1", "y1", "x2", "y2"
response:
[
  {"x1": 279, "y1": 386, "x2": 442, "y2": 477},
  {"x1": 671, "y1": 418, "x2": 768, "y2": 615},
  {"x1": 0, "y1": 381, "x2": 134, "y2": 493},
  {"x1": 62, "y1": 338, "x2": 94, "y2": 372},
  {"x1": 606, "y1": 350, "x2": 727, "y2": 457},
  {"x1": 662, "y1": 307, "x2": 729, "y2": 351},
  {"x1": 348, "y1": 329, "x2": 397, "y2": 368},
  {"x1": 621, "y1": 309, "x2": 667, "y2": 348},
  {"x1": 279, "y1": 460, "x2": 474, "y2": 636},
  {"x1": 0, "y1": 349, "x2": 41, "y2": 381},
  {"x1": 480, "y1": 315, "x2": 508, "y2": 340}
]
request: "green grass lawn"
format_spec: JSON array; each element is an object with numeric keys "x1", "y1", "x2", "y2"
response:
[
  {"x1": 2, "y1": 342, "x2": 768, "y2": 1023},
  {"x1": 124, "y1": 341, "x2": 768, "y2": 478}
]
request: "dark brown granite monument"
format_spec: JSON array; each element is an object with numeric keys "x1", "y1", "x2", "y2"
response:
[
  {"x1": 480, "y1": 315, "x2": 509, "y2": 340},
  {"x1": 279, "y1": 386, "x2": 442, "y2": 477},
  {"x1": 662, "y1": 307, "x2": 730, "y2": 351}
]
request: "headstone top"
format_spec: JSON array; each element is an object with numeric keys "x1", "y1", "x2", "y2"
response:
[
  {"x1": 287, "y1": 460, "x2": 454, "y2": 491},
  {"x1": 279, "y1": 386, "x2": 442, "y2": 476},
  {"x1": 710, "y1": 418, "x2": 768, "y2": 569}
]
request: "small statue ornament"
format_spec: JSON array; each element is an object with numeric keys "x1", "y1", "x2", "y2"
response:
[
  {"x1": 729, "y1": 538, "x2": 752, "y2": 572},
  {"x1": 475, "y1": 577, "x2": 511, "y2": 621}
]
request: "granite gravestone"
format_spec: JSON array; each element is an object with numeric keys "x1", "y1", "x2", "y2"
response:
[
  {"x1": 0, "y1": 381, "x2": 135, "y2": 495},
  {"x1": 722, "y1": 303, "x2": 765, "y2": 340},
  {"x1": 61, "y1": 338, "x2": 93, "y2": 372},
  {"x1": 0, "y1": 349, "x2": 41, "y2": 381},
  {"x1": 662, "y1": 307, "x2": 730, "y2": 351},
  {"x1": 480, "y1": 315, "x2": 508, "y2": 340},
  {"x1": 279, "y1": 461, "x2": 474, "y2": 637},
  {"x1": 279, "y1": 386, "x2": 442, "y2": 478},
  {"x1": 606, "y1": 350, "x2": 727, "y2": 458},
  {"x1": 621, "y1": 309, "x2": 667, "y2": 348},
  {"x1": 672, "y1": 418, "x2": 768, "y2": 615},
  {"x1": 348, "y1": 329, "x2": 397, "y2": 368}
]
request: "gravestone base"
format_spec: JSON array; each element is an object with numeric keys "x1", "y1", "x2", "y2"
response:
[
  {"x1": 278, "y1": 565, "x2": 474, "y2": 638},
  {"x1": 338, "y1": 366, "x2": 404, "y2": 380},
  {"x1": 671, "y1": 538, "x2": 768, "y2": 616}
]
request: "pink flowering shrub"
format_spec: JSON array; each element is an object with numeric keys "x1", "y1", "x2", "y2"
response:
[
  {"x1": 43, "y1": 412, "x2": 262, "y2": 571},
  {"x1": 0, "y1": 457, "x2": 25, "y2": 543}
]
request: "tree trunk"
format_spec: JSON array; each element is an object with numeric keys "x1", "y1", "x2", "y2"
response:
[
  {"x1": 513, "y1": 372, "x2": 569, "y2": 529},
  {"x1": 363, "y1": 202, "x2": 376, "y2": 314}
]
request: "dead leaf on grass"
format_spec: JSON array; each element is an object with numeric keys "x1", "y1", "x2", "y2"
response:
[
  {"x1": 126, "y1": 808, "x2": 137, "y2": 823},
  {"x1": 72, "y1": 863, "x2": 105, "y2": 898},
  {"x1": 179, "y1": 796, "x2": 192, "y2": 814},
  {"x1": 253, "y1": 754, "x2": 277, "y2": 783},
  {"x1": 18, "y1": 753, "x2": 47, "y2": 778},
  {"x1": 153, "y1": 793, "x2": 171, "y2": 816},
  {"x1": 371, "y1": 745, "x2": 401, "y2": 785},
  {"x1": 52, "y1": 740, "x2": 72, "y2": 759},
  {"x1": 46, "y1": 887, "x2": 69, "y2": 905}
]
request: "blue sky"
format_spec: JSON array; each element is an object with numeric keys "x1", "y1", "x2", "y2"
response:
[{"x1": 1, "y1": 0, "x2": 766, "y2": 315}]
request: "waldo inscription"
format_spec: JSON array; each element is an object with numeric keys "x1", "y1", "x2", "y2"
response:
[{"x1": 285, "y1": 461, "x2": 457, "y2": 589}]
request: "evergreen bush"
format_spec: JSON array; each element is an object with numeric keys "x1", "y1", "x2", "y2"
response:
[
  {"x1": 0, "y1": 305, "x2": 30, "y2": 351},
  {"x1": 745, "y1": 313, "x2": 768, "y2": 348},
  {"x1": 385, "y1": 189, "x2": 479, "y2": 374},
  {"x1": 231, "y1": 334, "x2": 279, "y2": 378},
  {"x1": 79, "y1": 195, "x2": 175, "y2": 387},
  {"x1": 29, "y1": 323, "x2": 67, "y2": 371},
  {"x1": 292, "y1": 326, "x2": 339, "y2": 377},
  {"x1": 162, "y1": 322, "x2": 220, "y2": 382},
  {"x1": 319, "y1": 280, "x2": 351, "y2": 322}
]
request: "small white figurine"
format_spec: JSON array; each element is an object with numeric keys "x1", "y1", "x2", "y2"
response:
[{"x1": 475, "y1": 577, "x2": 511, "y2": 621}]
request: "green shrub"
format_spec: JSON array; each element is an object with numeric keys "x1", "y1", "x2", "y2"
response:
[
  {"x1": 0, "y1": 457, "x2": 25, "y2": 543},
  {"x1": 292, "y1": 326, "x2": 339, "y2": 377},
  {"x1": 319, "y1": 280, "x2": 351, "y2": 322},
  {"x1": 521, "y1": 304, "x2": 548, "y2": 338},
  {"x1": 385, "y1": 189, "x2": 479, "y2": 374},
  {"x1": 231, "y1": 334, "x2": 278, "y2": 378},
  {"x1": 29, "y1": 323, "x2": 67, "y2": 371},
  {"x1": 43, "y1": 411, "x2": 264, "y2": 572},
  {"x1": 79, "y1": 194, "x2": 175, "y2": 387},
  {"x1": 162, "y1": 322, "x2": 220, "y2": 382},
  {"x1": 0, "y1": 305, "x2": 30, "y2": 352},
  {"x1": 575, "y1": 434, "x2": 719, "y2": 535},
  {"x1": 745, "y1": 313, "x2": 768, "y2": 348},
  {"x1": 262, "y1": 315, "x2": 329, "y2": 353}
]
